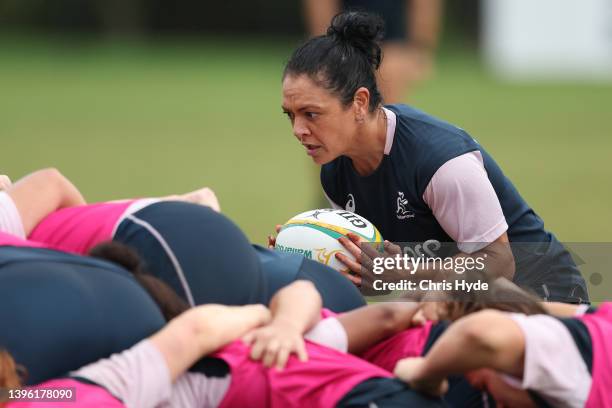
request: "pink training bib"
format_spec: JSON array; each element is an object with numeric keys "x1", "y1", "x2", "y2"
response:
[
  {"x1": 0, "y1": 231, "x2": 48, "y2": 249},
  {"x1": 581, "y1": 302, "x2": 612, "y2": 408},
  {"x1": 29, "y1": 201, "x2": 136, "y2": 255},
  {"x1": 215, "y1": 339, "x2": 392, "y2": 408},
  {"x1": 6, "y1": 378, "x2": 124, "y2": 407},
  {"x1": 360, "y1": 321, "x2": 434, "y2": 372}
]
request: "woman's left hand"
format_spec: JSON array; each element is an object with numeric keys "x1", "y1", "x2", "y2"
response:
[
  {"x1": 394, "y1": 357, "x2": 449, "y2": 397},
  {"x1": 466, "y1": 368, "x2": 536, "y2": 408},
  {"x1": 335, "y1": 233, "x2": 402, "y2": 287},
  {"x1": 242, "y1": 318, "x2": 308, "y2": 370}
]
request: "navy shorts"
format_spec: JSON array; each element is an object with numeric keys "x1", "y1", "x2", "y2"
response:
[
  {"x1": 113, "y1": 201, "x2": 268, "y2": 307},
  {"x1": 338, "y1": 377, "x2": 447, "y2": 407},
  {"x1": 0, "y1": 246, "x2": 165, "y2": 385}
]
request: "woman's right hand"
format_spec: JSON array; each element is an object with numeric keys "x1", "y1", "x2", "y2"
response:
[
  {"x1": 242, "y1": 317, "x2": 308, "y2": 370},
  {"x1": 267, "y1": 224, "x2": 283, "y2": 248},
  {"x1": 178, "y1": 187, "x2": 221, "y2": 212}
]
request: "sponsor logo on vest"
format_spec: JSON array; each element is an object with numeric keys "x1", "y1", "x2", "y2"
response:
[
  {"x1": 275, "y1": 244, "x2": 313, "y2": 259},
  {"x1": 345, "y1": 193, "x2": 356, "y2": 212},
  {"x1": 396, "y1": 191, "x2": 415, "y2": 220}
]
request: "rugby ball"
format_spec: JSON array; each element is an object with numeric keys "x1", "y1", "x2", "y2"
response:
[{"x1": 274, "y1": 209, "x2": 383, "y2": 271}]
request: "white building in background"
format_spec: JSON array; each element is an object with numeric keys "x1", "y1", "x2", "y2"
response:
[{"x1": 482, "y1": 0, "x2": 612, "y2": 81}]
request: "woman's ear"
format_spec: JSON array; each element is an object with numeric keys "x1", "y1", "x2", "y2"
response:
[{"x1": 353, "y1": 87, "x2": 371, "y2": 122}]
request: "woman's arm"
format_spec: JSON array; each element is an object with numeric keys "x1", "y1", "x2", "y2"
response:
[
  {"x1": 408, "y1": 0, "x2": 443, "y2": 52},
  {"x1": 302, "y1": 0, "x2": 340, "y2": 36},
  {"x1": 423, "y1": 152, "x2": 516, "y2": 280},
  {"x1": 458, "y1": 232, "x2": 515, "y2": 280},
  {"x1": 541, "y1": 302, "x2": 582, "y2": 317},
  {"x1": 7, "y1": 168, "x2": 86, "y2": 235},
  {"x1": 243, "y1": 280, "x2": 322, "y2": 369},
  {"x1": 394, "y1": 309, "x2": 525, "y2": 395},
  {"x1": 150, "y1": 304, "x2": 270, "y2": 382},
  {"x1": 338, "y1": 302, "x2": 424, "y2": 355},
  {"x1": 162, "y1": 187, "x2": 221, "y2": 212}
]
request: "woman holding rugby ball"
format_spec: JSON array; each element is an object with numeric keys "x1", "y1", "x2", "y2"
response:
[{"x1": 279, "y1": 11, "x2": 587, "y2": 303}]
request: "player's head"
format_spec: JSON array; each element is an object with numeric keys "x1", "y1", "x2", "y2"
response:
[
  {"x1": 90, "y1": 241, "x2": 189, "y2": 321},
  {"x1": 282, "y1": 11, "x2": 384, "y2": 164},
  {"x1": 421, "y1": 272, "x2": 546, "y2": 321}
]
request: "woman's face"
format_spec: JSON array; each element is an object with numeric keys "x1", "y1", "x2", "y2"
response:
[{"x1": 282, "y1": 74, "x2": 358, "y2": 165}]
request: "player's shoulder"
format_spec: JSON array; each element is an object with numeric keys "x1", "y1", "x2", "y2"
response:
[
  {"x1": 386, "y1": 104, "x2": 470, "y2": 141},
  {"x1": 386, "y1": 104, "x2": 478, "y2": 162}
]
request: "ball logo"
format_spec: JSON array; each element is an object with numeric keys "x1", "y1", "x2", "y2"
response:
[
  {"x1": 275, "y1": 243, "x2": 313, "y2": 259},
  {"x1": 336, "y1": 210, "x2": 367, "y2": 229},
  {"x1": 307, "y1": 209, "x2": 335, "y2": 219},
  {"x1": 315, "y1": 248, "x2": 342, "y2": 265}
]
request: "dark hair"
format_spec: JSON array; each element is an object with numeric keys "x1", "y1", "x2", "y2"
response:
[
  {"x1": 284, "y1": 11, "x2": 384, "y2": 112},
  {"x1": 89, "y1": 241, "x2": 189, "y2": 321}
]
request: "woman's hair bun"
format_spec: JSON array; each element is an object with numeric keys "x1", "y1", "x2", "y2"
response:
[{"x1": 326, "y1": 11, "x2": 384, "y2": 68}]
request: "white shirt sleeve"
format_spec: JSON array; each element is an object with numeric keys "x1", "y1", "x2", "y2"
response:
[
  {"x1": 0, "y1": 191, "x2": 26, "y2": 238},
  {"x1": 507, "y1": 313, "x2": 591, "y2": 408},
  {"x1": 574, "y1": 304, "x2": 590, "y2": 316},
  {"x1": 422, "y1": 151, "x2": 508, "y2": 254},
  {"x1": 304, "y1": 317, "x2": 348, "y2": 353},
  {"x1": 71, "y1": 340, "x2": 172, "y2": 408}
]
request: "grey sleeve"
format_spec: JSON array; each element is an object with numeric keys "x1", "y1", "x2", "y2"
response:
[{"x1": 71, "y1": 340, "x2": 172, "y2": 408}]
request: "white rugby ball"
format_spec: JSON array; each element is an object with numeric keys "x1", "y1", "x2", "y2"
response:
[{"x1": 274, "y1": 209, "x2": 383, "y2": 271}]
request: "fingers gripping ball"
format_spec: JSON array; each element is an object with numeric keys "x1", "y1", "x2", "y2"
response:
[{"x1": 274, "y1": 209, "x2": 383, "y2": 271}]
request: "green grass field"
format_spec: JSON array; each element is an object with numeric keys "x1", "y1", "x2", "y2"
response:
[{"x1": 1, "y1": 36, "x2": 611, "y2": 244}]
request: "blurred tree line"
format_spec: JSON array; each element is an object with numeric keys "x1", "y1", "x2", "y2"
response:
[{"x1": 0, "y1": 0, "x2": 479, "y2": 43}]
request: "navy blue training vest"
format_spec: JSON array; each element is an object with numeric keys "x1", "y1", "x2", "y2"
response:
[{"x1": 321, "y1": 104, "x2": 587, "y2": 301}]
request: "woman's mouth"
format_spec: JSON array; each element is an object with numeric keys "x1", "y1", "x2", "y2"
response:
[{"x1": 304, "y1": 144, "x2": 321, "y2": 156}]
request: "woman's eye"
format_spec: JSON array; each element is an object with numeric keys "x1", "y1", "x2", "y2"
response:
[{"x1": 306, "y1": 112, "x2": 318, "y2": 119}]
